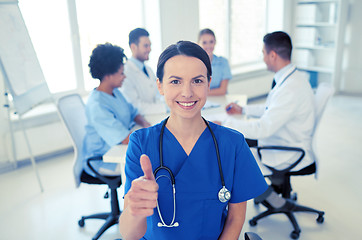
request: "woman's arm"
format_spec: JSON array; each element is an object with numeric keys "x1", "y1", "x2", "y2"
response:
[
  {"x1": 218, "y1": 201, "x2": 247, "y2": 240},
  {"x1": 134, "y1": 114, "x2": 151, "y2": 128},
  {"x1": 209, "y1": 79, "x2": 229, "y2": 96},
  {"x1": 119, "y1": 155, "x2": 158, "y2": 240},
  {"x1": 120, "y1": 114, "x2": 150, "y2": 145}
]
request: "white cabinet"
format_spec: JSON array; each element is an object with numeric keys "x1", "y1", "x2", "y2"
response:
[{"x1": 292, "y1": 0, "x2": 348, "y2": 89}]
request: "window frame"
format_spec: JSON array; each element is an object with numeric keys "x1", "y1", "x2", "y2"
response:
[{"x1": 199, "y1": 0, "x2": 285, "y2": 75}]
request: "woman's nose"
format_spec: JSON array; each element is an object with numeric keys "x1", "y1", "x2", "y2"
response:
[{"x1": 181, "y1": 83, "x2": 193, "y2": 98}]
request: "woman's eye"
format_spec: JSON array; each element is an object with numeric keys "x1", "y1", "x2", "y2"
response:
[
  {"x1": 171, "y1": 80, "x2": 180, "y2": 84},
  {"x1": 194, "y1": 79, "x2": 203, "y2": 84}
]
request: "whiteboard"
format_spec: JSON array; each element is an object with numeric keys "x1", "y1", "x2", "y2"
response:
[{"x1": 0, "y1": 1, "x2": 52, "y2": 115}]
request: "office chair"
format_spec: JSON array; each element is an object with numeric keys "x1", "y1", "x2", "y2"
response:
[
  {"x1": 57, "y1": 94, "x2": 122, "y2": 240},
  {"x1": 249, "y1": 83, "x2": 334, "y2": 239},
  {"x1": 244, "y1": 232, "x2": 263, "y2": 240}
]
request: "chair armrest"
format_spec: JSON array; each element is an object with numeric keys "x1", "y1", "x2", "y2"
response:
[
  {"x1": 255, "y1": 145, "x2": 305, "y2": 173},
  {"x1": 86, "y1": 157, "x2": 118, "y2": 184}
]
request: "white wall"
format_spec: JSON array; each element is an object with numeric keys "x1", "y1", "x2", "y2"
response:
[
  {"x1": 340, "y1": 0, "x2": 362, "y2": 94},
  {"x1": 159, "y1": 0, "x2": 199, "y2": 49},
  {"x1": 4, "y1": 120, "x2": 72, "y2": 161}
]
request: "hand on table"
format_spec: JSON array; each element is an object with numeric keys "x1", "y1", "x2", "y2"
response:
[
  {"x1": 213, "y1": 120, "x2": 222, "y2": 125},
  {"x1": 225, "y1": 102, "x2": 242, "y2": 115},
  {"x1": 144, "y1": 121, "x2": 152, "y2": 128},
  {"x1": 125, "y1": 154, "x2": 158, "y2": 217}
]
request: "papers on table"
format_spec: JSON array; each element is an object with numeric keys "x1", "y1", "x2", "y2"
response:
[
  {"x1": 203, "y1": 100, "x2": 221, "y2": 110},
  {"x1": 226, "y1": 94, "x2": 248, "y2": 106}
]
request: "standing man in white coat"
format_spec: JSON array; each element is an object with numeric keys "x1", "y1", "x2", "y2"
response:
[
  {"x1": 223, "y1": 31, "x2": 316, "y2": 173},
  {"x1": 121, "y1": 28, "x2": 166, "y2": 115}
]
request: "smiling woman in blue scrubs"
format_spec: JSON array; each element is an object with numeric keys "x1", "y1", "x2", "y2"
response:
[{"x1": 119, "y1": 41, "x2": 267, "y2": 239}]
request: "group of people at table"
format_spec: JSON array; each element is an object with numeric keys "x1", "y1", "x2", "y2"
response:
[{"x1": 81, "y1": 27, "x2": 316, "y2": 239}]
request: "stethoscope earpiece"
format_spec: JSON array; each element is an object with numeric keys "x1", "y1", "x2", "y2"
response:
[{"x1": 158, "y1": 222, "x2": 179, "y2": 227}]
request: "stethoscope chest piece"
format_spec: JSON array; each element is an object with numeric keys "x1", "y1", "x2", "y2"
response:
[{"x1": 218, "y1": 186, "x2": 231, "y2": 203}]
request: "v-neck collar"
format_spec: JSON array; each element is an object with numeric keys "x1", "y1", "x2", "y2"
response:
[{"x1": 164, "y1": 126, "x2": 208, "y2": 157}]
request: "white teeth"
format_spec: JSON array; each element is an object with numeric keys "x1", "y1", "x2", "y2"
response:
[{"x1": 179, "y1": 102, "x2": 195, "y2": 107}]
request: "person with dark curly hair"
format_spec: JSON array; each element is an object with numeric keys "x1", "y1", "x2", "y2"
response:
[{"x1": 82, "y1": 43, "x2": 151, "y2": 177}]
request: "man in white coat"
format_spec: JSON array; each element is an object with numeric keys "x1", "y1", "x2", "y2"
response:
[
  {"x1": 121, "y1": 28, "x2": 166, "y2": 115},
  {"x1": 223, "y1": 31, "x2": 316, "y2": 174}
]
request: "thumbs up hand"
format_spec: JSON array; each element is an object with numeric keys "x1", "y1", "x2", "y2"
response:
[
  {"x1": 140, "y1": 154, "x2": 155, "y2": 181},
  {"x1": 125, "y1": 154, "x2": 159, "y2": 217}
]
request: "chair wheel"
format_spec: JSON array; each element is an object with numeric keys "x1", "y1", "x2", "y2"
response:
[
  {"x1": 290, "y1": 230, "x2": 300, "y2": 239},
  {"x1": 78, "y1": 218, "x2": 85, "y2": 227},
  {"x1": 317, "y1": 215, "x2": 324, "y2": 223},
  {"x1": 249, "y1": 219, "x2": 257, "y2": 226}
]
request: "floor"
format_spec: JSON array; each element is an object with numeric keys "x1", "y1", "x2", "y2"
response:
[{"x1": 0, "y1": 94, "x2": 361, "y2": 240}]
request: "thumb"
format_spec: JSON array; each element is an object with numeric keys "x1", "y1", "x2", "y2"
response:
[{"x1": 140, "y1": 154, "x2": 155, "y2": 180}]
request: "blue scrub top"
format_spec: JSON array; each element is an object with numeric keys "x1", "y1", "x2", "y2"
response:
[
  {"x1": 82, "y1": 88, "x2": 138, "y2": 176},
  {"x1": 124, "y1": 119, "x2": 268, "y2": 239},
  {"x1": 210, "y1": 55, "x2": 232, "y2": 89}
]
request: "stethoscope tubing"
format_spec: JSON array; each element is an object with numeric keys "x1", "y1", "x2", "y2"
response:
[
  {"x1": 277, "y1": 67, "x2": 297, "y2": 88},
  {"x1": 154, "y1": 116, "x2": 231, "y2": 228},
  {"x1": 155, "y1": 116, "x2": 227, "y2": 189}
]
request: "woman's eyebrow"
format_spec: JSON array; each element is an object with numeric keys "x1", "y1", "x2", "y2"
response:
[
  {"x1": 168, "y1": 75, "x2": 182, "y2": 79},
  {"x1": 192, "y1": 75, "x2": 206, "y2": 79}
]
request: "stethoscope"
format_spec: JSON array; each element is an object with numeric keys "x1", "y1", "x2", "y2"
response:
[
  {"x1": 275, "y1": 66, "x2": 297, "y2": 89},
  {"x1": 153, "y1": 117, "x2": 231, "y2": 228},
  {"x1": 266, "y1": 67, "x2": 297, "y2": 111}
]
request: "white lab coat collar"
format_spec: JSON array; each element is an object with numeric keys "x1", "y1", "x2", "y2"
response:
[
  {"x1": 129, "y1": 57, "x2": 146, "y2": 71},
  {"x1": 273, "y1": 63, "x2": 296, "y2": 88}
]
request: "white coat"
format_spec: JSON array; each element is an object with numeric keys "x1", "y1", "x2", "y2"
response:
[
  {"x1": 121, "y1": 60, "x2": 166, "y2": 115},
  {"x1": 224, "y1": 64, "x2": 316, "y2": 172}
]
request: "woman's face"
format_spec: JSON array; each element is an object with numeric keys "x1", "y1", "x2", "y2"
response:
[
  {"x1": 108, "y1": 65, "x2": 126, "y2": 88},
  {"x1": 157, "y1": 55, "x2": 210, "y2": 121},
  {"x1": 198, "y1": 34, "x2": 216, "y2": 58}
]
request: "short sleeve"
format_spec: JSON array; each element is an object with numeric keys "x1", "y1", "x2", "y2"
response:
[
  {"x1": 124, "y1": 132, "x2": 144, "y2": 195},
  {"x1": 230, "y1": 138, "x2": 268, "y2": 203},
  {"x1": 221, "y1": 58, "x2": 232, "y2": 81},
  {"x1": 88, "y1": 102, "x2": 130, "y2": 146}
]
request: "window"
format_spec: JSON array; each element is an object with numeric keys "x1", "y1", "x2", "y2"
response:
[
  {"x1": 19, "y1": 0, "x2": 160, "y2": 94},
  {"x1": 75, "y1": 0, "x2": 144, "y2": 91},
  {"x1": 19, "y1": 0, "x2": 77, "y2": 93},
  {"x1": 199, "y1": 0, "x2": 267, "y2": 69}
]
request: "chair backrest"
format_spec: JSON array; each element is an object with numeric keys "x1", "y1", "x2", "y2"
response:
[
  {"x1": 313, "y1": 82, "x2": 335, "y2": 135},
  {"x1": 311, "y1": 82, "x2": 334, "y2": 172},
  {"x1": 57, "y1": 94, "x2": 87, "y2": 187}
]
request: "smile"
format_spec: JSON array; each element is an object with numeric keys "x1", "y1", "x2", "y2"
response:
[{"x1": 177, "y1": 101, "x2": 196, "y2": 107}]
